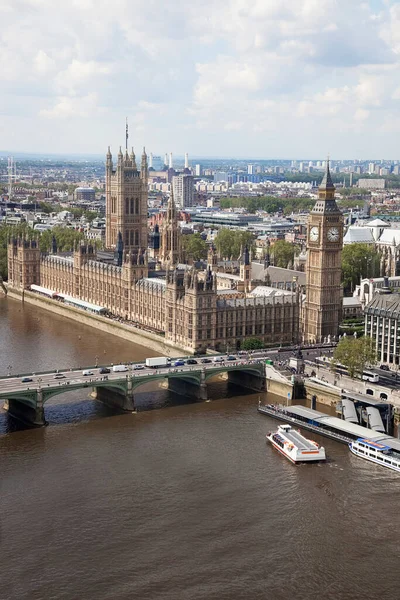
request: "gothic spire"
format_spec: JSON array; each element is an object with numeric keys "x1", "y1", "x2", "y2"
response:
[
  {"x1": 130, "y1": 147, "x2": 137, "y2": 170},
  {"x1": 319, "y1": 159, "x2": 334, "y2": 190}
]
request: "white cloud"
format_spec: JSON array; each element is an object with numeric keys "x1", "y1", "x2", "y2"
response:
[
  {"x1": 39, "y1": 93, "x2": 106, "y2": 119},
  {"x1": 1, "y1": 0, "x2": 400, "y2": 156}
]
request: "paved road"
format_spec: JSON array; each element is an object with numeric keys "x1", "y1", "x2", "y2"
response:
[
  {"x1": 0, "y1": 343, "x2": 341, "y2": 398},
  {"x1": 0, "y1": 356, "x2": 266, "y2": 397}
]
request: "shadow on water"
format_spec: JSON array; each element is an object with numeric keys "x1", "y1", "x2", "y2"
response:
[{"x1": 0, "y1": 380, "x2": 257, "y2": 435}]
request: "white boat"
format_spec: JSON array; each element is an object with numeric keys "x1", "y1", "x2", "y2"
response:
[
  {"x1": 266, "y1": 424, "x2": 326, "y2": 464},
  {"x1": 349, "y1": 438, "x2": 400, "y2": 473}
]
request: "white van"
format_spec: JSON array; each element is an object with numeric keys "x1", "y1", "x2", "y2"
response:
[
  {"x1": 82, "y1": 370, "x2": 94, "y2": 376},
  {"x1": 112, "y1": 364, "x2": 128, "y2": 373}
]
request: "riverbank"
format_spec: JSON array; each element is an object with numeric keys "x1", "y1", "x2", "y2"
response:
[{"x1": 6, "y1": 287, "x2": 186, "y2": 358}]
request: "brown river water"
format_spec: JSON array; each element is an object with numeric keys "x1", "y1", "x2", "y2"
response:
[{"x1": 0, "y1": 297, "x2": 399, "y2": 600}]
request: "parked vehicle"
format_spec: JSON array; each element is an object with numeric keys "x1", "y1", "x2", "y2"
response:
[
  {"x1": 99, "y1": 367, "x2": 110, "y2": 374},
  {"x1": 145, "y1": 357, "x2": 170, "y2": 368},
  {"x1": 380, "y1": 364, "x2": 390, "y2": 371},
  {"x1": 186, "y1": 359, "x2": 198, "y2": 365},
  {"x1": 112, "y1": 365, "x2": 128, "y2": 373}
]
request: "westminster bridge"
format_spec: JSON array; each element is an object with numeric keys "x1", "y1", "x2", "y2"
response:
[{"x1": 0, "y1": 356, "x2": 268, "y2": 426}]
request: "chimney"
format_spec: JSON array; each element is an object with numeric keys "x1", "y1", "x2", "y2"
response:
[{"x1": 184, "y1": 152, "x2": 189, "y2": 169}]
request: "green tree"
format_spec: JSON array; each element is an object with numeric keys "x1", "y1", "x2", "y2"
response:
[
  {"x1": 332, "y1": 336, "x2": 376, "y2": 379},
  {"x1": 341, "y1": 243, "x2": 380, "y2": 293},
  {"x1": 241, "y1": 337, "x2": 264, "y2": 350},
  {"x1": 181, "y1": 233, "x2": 207, "y2": 261},
  {"x1": 39, "y1": 226, "x2": 84, "y2": 252},
  {"x1": 270, "y1": 240, "x2": 299, "y2": 268},
  {"x1": 215, "y1": 229, "x2": 255, "y2": 259}
]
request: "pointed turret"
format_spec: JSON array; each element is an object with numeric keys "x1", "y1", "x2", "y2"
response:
[
  {"x1": 114, "y1": 231, "x2": 124, "y2": 266},
  {"x1": 130, "y1": 147, "x2": 137, "y2": 170},
  {"x1": 319, "y1": 159, "x2": 335, "y2": 190},
  {"x1": 311, "y1": 159, "x2": 340, "y2": 214},
  {"x1": 118, "y1": 146, "x2": 123, "y2": 164},
  {"x1": 141, "y1": 147, "x2": 148, "y2": 178}
]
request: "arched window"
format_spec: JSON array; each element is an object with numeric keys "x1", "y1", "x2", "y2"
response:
[
  {"x1": 125, "y1": 198, "x2": 129, "y2": 214},
  {"x1": 130, "y1": 198, "x2": 134, "y2": 214},
  {"x1": 135, "y1": 230, "x2": 139, "y2": 246},
  {"x1": 135, "y1": 198, "x2": 139, "y2": 214},
  {"x1": 130, "y1": 230, "x2": 134, "y2": 245},
  {"x1": 125, "y1": 231, "x2": 129, "y2": 245}
]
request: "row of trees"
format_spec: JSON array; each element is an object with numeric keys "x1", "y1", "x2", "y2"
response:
[{"x1": 220, "y1": 196, "x2": 314, "y2": 215}]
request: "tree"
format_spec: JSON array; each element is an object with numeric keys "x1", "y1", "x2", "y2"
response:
[
  {"x1": 214, "y1": 229, "x2": 255, "y2": 259},
  {"x1": 332, "y1": 336, "x2": 376, "y2": 379},
  {"x1": 341, "y1": 243, "x2": 380, "y2": 293},
  {"x1": 39, "y1": 226, "x2": 84, "y2": 252},
  {"x1": 241, "y1": 337, "x2": 264, "y2": 350},
  {"x1": 270, "y1": 240, "x2": 299, "y2": 268},
  {"x1": 181, "y1": 233, "x2": 207, "y2": 261}
]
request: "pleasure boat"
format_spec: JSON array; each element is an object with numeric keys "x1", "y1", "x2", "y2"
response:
[
  {"x1": 266, "y1": 424, "x2": 326, "y2": 464},
  {"x1": 349, "y1": 438, "x2": 400, "y2": 473}
]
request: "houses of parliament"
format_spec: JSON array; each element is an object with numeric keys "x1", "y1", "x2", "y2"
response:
[{"x1": 7, "y1": 143, "x2": 343, "y2": 353}]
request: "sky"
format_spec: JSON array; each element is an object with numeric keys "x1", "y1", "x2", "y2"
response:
[{"x1": 1, "y1": 0, "x2": 400, "y2": 159}]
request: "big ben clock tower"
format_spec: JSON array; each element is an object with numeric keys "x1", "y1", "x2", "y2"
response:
[{"x1": 303, "y1": 162, "x2": 343, "y2": 343}]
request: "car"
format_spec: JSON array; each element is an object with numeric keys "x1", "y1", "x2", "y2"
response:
[
  {"x1": 173, "y1": 360, "x2": 185, "y2": 367},
  {"x1": 133, "y1": 364, "x2": 145, "y2": 370},
  {"x1": 201, "y1": 358, "x2": 212, "y2": 364},
  {"x1": 21, "y1": 377, "x2": 33, "y2": 383},
  {"x1": 226, "y1": 355, "x2": 237, "y2": 361},
  {"x1": 186, "y1": 359, "x2": 198, "y2": 365},
  {"x1": 82, "y1": 370, "x2": 94, "y2": 376},
  {"x1": 99, "y1": 367, "x2": 111, "y2": 374},
  {"x1": 54, "y1": 374, "x2": 66, "y2": 379},
  {"x1": 379, "y1": 364, "x2": 390, "y2": 371},
  {"x1": 212, "y1": 356, "x2": 224, "y2": 363}
]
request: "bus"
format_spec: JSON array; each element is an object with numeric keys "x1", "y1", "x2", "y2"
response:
[{"x1": 316, "y1": 357, "x2": 379, "y2": 383}]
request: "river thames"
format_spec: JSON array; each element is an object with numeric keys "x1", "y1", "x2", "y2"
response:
[{"x1": 1, "y1": 297, "x2": 399, "y2": 600}]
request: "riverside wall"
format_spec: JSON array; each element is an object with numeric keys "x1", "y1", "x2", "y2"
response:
[{"x1": 6, "y1": 288, "x2": 186, "y2": 357}]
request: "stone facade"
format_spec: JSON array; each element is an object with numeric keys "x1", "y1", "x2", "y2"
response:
[
  {"x1": 303, "y1": 163, "x2": 344, "y2": 343},
  {"x1": 7, "y1": 144, "x2": 301, "y2": 353}
]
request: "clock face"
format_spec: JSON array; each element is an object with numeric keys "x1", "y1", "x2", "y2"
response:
[
  {"x1": 327, "y1": 227, "x2": 340, "y2": 242},
  {"x1": 309, "y1": 226, "x2": 319, "y2": 242}
]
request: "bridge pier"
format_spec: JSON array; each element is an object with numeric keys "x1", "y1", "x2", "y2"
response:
[
  {"x1": 227, "y1": 368, "x2": 265, "y2": 393},
  {"x1": 93, "y1": 385, "x2": 135, "y2": 412},
  {"x1": 6, "y1": 390, "x2": 46, "y2": 427},
  {"x1": 168, "y1": 373, "x2": 207, "y2": 402}
]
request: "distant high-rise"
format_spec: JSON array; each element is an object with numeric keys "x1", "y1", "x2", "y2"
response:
[
  {"x1": 195, "y1": 164, "x2": 202, "y2": 177},
  {"x1": 172, "y1": 174, "x2": 194, "y2": 209},
  {"x1": 368, "y1": 162, "x2": 375, "y2": 174},
  {"x1": 247, "y1": 164, "x2": 254, "y2": 175}
]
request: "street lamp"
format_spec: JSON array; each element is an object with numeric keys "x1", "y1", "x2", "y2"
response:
[
  {"x1": 7, "y1": 365, "x2": 12, "y2": 377},
  {"x1": 95, "y1": 355, "x2": 99, "y2": 368},
  {"x1": 37, "y1": 377, "x2": 42, "y2": 390}
]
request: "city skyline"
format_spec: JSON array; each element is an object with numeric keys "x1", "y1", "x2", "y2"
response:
[{"x1": 1, "y1": 1, "x2": 399, "y2": 158}]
